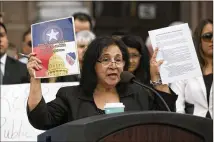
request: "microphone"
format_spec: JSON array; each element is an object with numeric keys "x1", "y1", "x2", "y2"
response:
[{"x1": 120, "y1": 71, "x2": 171, "y2": 112}]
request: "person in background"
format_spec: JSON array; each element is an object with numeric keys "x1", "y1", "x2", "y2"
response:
[
  {"x1": 121, "y1": 35, "x2": 150, "y2": 85},
  {"x1": 171, "y1": 19, "x2": 213, "y2": 119},
  {"x1": 76, "y1": 30, "x2": 96, "y2": 69},
  {"x1": 27, "y1": 36, "x2": 177, "y2": 130},
  {"x1": 6, "y1": 42, "x2": 18, "y2": 60},
  {"x1": 19, "y1": 28, "x2": 31, "y2": 64},
  {"x1": 73, "y1": 12, "x2": 93, "y2": 33},
  {"x1": 0, "y1": 22, "x2": 29, "y2": 84}
]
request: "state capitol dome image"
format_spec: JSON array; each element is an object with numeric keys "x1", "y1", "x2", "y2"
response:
[{"x1": 48, "y1": 53, "x2": 68, "y2": 76}]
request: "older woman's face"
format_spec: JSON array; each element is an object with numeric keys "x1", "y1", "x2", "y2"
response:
[
  {"x1": 77, "y1": 40, "x2": 89, "y2": 63},
  {"x1": 95, "y1": 45, "x2": 125, "y2": 88},
  {"x1": 201, "y1": 23, "x2": 213, "y2": 57},
  {"x1": 127, "y1": 47, "x2": 141, "y2": 73}
]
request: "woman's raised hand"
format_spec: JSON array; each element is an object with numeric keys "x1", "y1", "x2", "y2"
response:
[
  {"x1": 27, "y1": 53, "x2": 42, "y2": 78},
  {"x1": 150, "y1": 48, "x2": 163, "y2": 81}
]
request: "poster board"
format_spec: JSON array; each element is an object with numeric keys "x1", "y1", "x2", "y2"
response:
[{"x1": 1, "y1": 82, "x2": 79, "y2": 141}]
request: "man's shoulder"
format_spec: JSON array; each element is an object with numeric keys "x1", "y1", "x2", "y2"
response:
[{"x1": 7, "y1": 56, "x2": 27, "y2": 67}]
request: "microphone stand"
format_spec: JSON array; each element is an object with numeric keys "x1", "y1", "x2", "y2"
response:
[{"x1": 132, "y1": 80, "x2": 171, "y2": 112}]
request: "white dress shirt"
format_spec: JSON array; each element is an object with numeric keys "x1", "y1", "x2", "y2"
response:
[
  {"x1": 0, "y1": 53, "x2": 7, "y2": 76},
  {"x1": 19, "y1": 57, "x2": 28, "y2": 64}
]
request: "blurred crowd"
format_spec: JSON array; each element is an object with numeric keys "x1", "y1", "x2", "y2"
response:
[{"x1": 0, "y1": 12, "x2": 213, "y2": 119}]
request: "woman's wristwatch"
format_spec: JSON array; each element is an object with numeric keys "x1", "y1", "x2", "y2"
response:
[{"x1": 150, "y1": 79, "x2": 162, "y2": 86}]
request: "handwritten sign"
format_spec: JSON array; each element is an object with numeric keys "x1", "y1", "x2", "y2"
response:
[{"x1": 1, "y1": 82, "x2": 79, "y2": 141}]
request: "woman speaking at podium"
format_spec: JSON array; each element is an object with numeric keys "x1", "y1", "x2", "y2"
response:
[{"x1": 26, "y1": 37, "x2": 177, "y2": 130}]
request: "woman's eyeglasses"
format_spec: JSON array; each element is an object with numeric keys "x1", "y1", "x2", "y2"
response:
[
  {"x1": 97, "y1": 57, "x2": 124, "y2": 67},
  {"x1": 201, "y1": 32, "x2": 213, "y2": 42}
]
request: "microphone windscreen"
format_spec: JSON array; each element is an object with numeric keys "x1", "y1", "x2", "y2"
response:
[{"x1": 120, "y1": 71, "x2": 135, "y2": 83}]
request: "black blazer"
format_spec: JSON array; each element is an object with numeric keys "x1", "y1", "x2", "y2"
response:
[
  {"x1": 27, "y1": 84, "x2": 177, "y2": 130},
  {"x1": 3, "y1": 56, "x2": 29, "y2": 84}
]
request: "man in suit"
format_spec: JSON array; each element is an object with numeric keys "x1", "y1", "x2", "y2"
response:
[
  {"x1": 0, "y1": 22, "x2": 29, "y2": 84},
  {"x1": 19, "y1": 28, "x2": 31, "y2": 64}
]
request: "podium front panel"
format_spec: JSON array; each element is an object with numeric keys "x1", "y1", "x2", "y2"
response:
[{"x1": 100, "y1": 124, "x2": 204, "y2": 142}]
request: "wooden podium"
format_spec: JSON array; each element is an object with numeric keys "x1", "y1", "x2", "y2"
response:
[{"x1": 38, "y1": 111, "x2": 213, "y2": 142}]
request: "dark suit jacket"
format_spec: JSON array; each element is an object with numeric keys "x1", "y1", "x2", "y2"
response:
[
  {"x1": 3, "y1": 56, "x2": 29, "y2": 84},
  {"x1": 27, "y1": 83, "x2": 177, "y2": 130}
]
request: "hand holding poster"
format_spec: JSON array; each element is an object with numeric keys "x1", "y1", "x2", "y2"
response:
[{"x1": 31, "y1": 17, "x2": 80, "y2": 78}]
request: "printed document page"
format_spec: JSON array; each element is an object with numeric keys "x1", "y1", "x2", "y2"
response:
[{"x1": 149, "y1": 23, "x2": 202, "y2": 84}]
